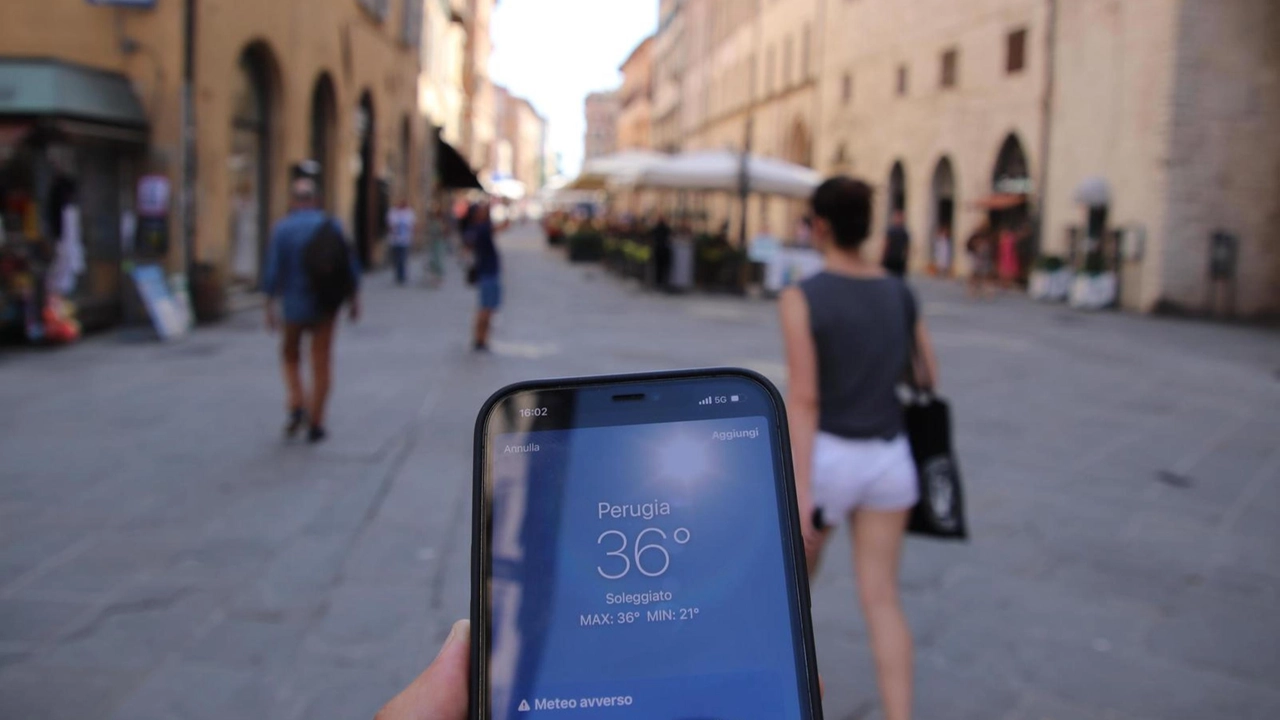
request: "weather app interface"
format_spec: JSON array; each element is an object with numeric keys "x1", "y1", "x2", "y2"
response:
[{"x1": 487, "y1": 416, "x2": 805, "y2": 719}]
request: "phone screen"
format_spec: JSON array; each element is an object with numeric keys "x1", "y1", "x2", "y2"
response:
[{"x1": 479, "y1": 374, "x2": 816, "y2": 720}]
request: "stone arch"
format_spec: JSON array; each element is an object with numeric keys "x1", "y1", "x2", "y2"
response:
[
  {"x1": 308, "y1": 71, "x2": 339, "y2": 211},
  {"x1": 887, "y1": 160, "x2": 907, "y2": 215},
  {"x1": 992, "y1": 132, "x2": 1030, "y2": 192},
  {"x1": 353, "y1": 89, "x2": 376, "y2": 267},
  {"x1": 931, "y1": 156, "x2": 957, "y2": 273},
  {"x1": 228, "y1": 40, "x2": 283, "y2": 284}
]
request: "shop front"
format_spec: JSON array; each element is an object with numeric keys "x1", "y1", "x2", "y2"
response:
[{"x1": 0, "y1": 58, "x2": 150, "y2": 343}]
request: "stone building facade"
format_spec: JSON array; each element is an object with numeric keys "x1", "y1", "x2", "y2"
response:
[
  {"x1": 660, "y1": 0, "x2": 821, "y2": 240},
  {"x1": 584, "y1": 91, "x2": 621, "y2": 162},
  {"x1": 492, "y1": 86, "x2": 547, "y2": 193},
  {"x1": 2, "y1": 0, "x2": 424, "y2": 295},
  {"x1": 617, "y1": 37, "x2": 655, "y2": 152},
  {"x1": 1041, "y1": 0, "x2": 1279, "y2": 315},
  {"x1": 419, "y1": 0, "x2": 469, "y2": 151},
  {"x1": 817, "y1": 0, "x2": 1049, "y2": 278},
  {"x1": 651, "y1": 0, "x2": 687, "y2": 153},
  {"x1": 463, "y1": 0, "x2": 497, "y2": 182},
  {"x1": 820, "y1": 0, "x2": 1278, "y2": 316},
  {"x1": 642, "y1": 0, "x2": 1278, "y2": 316}
]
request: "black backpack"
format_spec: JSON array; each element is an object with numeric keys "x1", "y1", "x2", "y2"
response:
[{"x1": 303, "y1": 219, "x2": 355, "y2": 314}]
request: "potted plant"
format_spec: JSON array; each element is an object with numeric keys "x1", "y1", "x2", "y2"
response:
[
  {"x1": 1068, "y1": 250, "x2": 1117, "y2": 309},
  {"x1": 1028, "y1": 255, "x2": 1071, "y2": 302},
  {"x1": 567, "y1": 228, "x2": 605, "y2": 263}
]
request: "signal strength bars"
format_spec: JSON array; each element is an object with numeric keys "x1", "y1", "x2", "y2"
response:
[{"x1": 698, "y1": 397, "x2": 714, "y2": 406}]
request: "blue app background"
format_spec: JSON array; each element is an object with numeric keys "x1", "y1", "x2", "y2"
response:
[{"x1": 487, "y1": 417, "x2": 806, "y2": 719}]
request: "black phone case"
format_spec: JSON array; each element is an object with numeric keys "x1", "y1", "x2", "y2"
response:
[{"x1": 469, "y1": 368, "x2": 825, "y2": 720}]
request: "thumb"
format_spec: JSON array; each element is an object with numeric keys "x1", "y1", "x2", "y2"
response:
[{"x1": 377, "y1": 619, "x2": 470, "y2": 720}]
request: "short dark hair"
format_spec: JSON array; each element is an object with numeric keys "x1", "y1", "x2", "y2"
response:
[{"x1": 810, "y1": 176, "x2": 873, "y2": 249}]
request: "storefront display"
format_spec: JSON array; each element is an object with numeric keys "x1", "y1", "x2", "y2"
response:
[{"x1": 0, "y1": 59, "x2": 149, "y2": 343}]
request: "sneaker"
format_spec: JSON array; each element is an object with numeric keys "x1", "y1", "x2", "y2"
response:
[
  {"x1": 307, "y1": 426, "x2": 328, "y2": 444},
  {"x1": 285, "y1": 408, "x2": 307, "y2": 438},
  {"x1": 473, "y1": 342, "x2": 490, "y2": 353}
]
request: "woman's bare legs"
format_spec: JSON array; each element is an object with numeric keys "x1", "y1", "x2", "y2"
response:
[{"x1": 851, "y1": 508, "x2": 913, "y2": 720}]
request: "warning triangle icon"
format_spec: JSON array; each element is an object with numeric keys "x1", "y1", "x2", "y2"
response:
[{"x1": 518, "y1": 699, "x2": 531, "y2": 712}]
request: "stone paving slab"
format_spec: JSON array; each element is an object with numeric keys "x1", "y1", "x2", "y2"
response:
[{"x1": 2, "y1": 224, "x2": 1279, "y2": 719}]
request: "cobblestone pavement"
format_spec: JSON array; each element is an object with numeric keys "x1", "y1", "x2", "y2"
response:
[{"x1": 2, "y1": 223, "x2": 1279, "y2": 719}]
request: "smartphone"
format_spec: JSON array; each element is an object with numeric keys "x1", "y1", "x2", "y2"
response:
[{"x1": 471, "y1": 369, "x2": 823, "y2": 719}]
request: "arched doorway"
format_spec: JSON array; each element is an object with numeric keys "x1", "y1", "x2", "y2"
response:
[
  {"x1": 991, "y1": 133, "x2": 1032, "y2": 284},
  {"x1": 309, "y1": 73, "x2": 338, "y2": 212},
  {"x1": 353, "y1": 91, "x2": 375, "y2": 268},
  {"x1": 228, "y1": 42, "x2": 278, "y2": 284},
  {"x1": 992, "y1": 133, "x2": 1030, "y2": 193},
  {"x1": 888, "y1": 160, "x2": 907, "y2": 215},
  {"x1": 931, "y1": 157, "x2": 956, "y2": 275}
]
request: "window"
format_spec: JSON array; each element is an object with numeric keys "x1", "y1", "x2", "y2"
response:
[
  {"x1": 1007, "y1": 28, "x2": 1027, "y2": 74},
  {"x1": 357, "y1": 0, "x2": 389, "y2": 21},
  {"x1": 401, "y1": 0, "x2": 423, "y2": 49},
  {"x1": 841, "y1": 72, "x2": 853, "y2": 104},
  {"x1": 765, "y1": 45, "x2": 776, "y2": 93},
  {"x1": 801, "y1": 24, "x2": 812, "y2": 79},
  {"x1": 783, "y1": 36, "x2": 794, "y2": 87},
  {"x1": 896, "y1": 64, "x2": 908, "y2": 96},
  {"x1": 940, "y1": 48, "x2": 958, "y2": 88}
]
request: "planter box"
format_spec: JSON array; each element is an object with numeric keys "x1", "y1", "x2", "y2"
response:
[
  {"x1": 567, "y1": 232, "x2": 605, "y2": 263},
  {"x1": 1029, "y1": 269, "x2": 1072, "y2": 302},
  {"x1": 1068, "y1": 272, "x2": 1117, "y2": 310}
]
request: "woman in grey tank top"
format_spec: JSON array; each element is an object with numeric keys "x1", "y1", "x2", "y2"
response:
[{"x1": 779, "y1": 176, "x2": 938, "y2": 720}]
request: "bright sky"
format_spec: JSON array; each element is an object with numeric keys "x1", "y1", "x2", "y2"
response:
[{"x1": 490, "y1": 0, "x2": 658, "y2": 177}]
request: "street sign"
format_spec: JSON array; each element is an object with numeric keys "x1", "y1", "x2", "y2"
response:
[
  {"x1": 87, "y1": 0, "x2": 157, "y2": 7},
  {"x1": 131, "y1": 264, "x2": 187, "y2": 340}
]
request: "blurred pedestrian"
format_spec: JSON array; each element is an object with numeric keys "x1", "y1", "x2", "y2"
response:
[
  {"x1": 387, "y1": 195, "x2": 416, "y2": 286},
  {"x1": 997, "y1": 225, "x2": 1020, "y2": 288},
  {"x1": 263, "y1": 177, "x2": 361, "y2": 443},
  {"x1": 882, "y1": 209, "x2": 910, "y2": 277},
  {"x1": 424, "y1": 202, "x2": 449, "y2": 287},
  {"x1": 463, "y1": 203, "x2": 502, "y2": 351},
  {"x1": 779, "y1": 176, "x2": 938, "y2": 720},
  {"x1": 966, "y1": 221, "x2": 996, "y2": 298},
  {"x1": 932, "y1": 224, "x2": 953, "y2": 277},
  {"x1": 651, "y1": 213, "x2": 672, "y2": 290}
]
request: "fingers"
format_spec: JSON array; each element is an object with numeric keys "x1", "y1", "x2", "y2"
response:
[{"x1": 376, "y1": 619, "x2": 470, "y2": 720}]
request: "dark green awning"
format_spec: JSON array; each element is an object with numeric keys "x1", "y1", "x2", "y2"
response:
[{"x1": 0, "y1": 57, "x2": 148, "y2": 129}]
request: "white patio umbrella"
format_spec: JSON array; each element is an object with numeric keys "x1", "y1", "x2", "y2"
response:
[
  {"x1": 620, "y1": 149, "x2": 821, "y2": 199},
  {"x1": 567, "y1": 150, "x2": 668, "y2": 190}
]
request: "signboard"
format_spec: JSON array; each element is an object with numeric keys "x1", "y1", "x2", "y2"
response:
[
  {"x1": 131, "y1": 264, "x2": 187, "y2": 340},
  {"x1": 137, "y1": 174, "x2": 171, "y2": 218}
]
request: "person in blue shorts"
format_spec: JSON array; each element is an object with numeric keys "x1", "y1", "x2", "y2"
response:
[{"x1": 463, "y1": 203, "x2": 502, "y2": 351}]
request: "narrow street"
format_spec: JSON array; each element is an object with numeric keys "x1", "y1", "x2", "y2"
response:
[{"x1": 2, "y1": 223, "x2": 1279, "y2": 720}]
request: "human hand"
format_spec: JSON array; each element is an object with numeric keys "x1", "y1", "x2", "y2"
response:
[
  {"x1": 376, "y1": 619, "x2": 470, "y2": 720},
  {"x1": 798, "y1": 505, "x2": 822, "y2": 556}
]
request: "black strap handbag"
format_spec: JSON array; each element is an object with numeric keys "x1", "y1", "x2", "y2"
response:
[{"x1": 902, "y1": 287, "x2": 969, "y2": 540}]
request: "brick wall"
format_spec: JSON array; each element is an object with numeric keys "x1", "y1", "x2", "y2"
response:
[{"x1": 1160, "y1": 0, "x2": 1280, "y2": 317}]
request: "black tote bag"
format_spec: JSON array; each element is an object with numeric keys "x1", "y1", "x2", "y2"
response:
[
  {"x1": 901, "y1": 284, "x2": 968, "y2": 540},
  {"x1": 903, "y1": 392, "x2": 968, "y2": 539}
]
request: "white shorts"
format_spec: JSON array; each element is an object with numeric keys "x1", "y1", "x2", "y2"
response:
[{"x1": 812, "y1": 432, "x2": 918, "y2": 523}]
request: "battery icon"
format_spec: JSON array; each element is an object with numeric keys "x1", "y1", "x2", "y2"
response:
[{"x1": 730, "y1": 395, "x2": 740, "y2": 402}]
